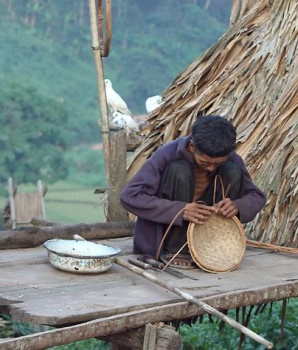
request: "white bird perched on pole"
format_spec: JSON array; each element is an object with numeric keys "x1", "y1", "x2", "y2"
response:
[
  {"x1": 104, "y1": 79, "x2": 133, "y2": 116},
  {"x1": 145, "y1": 95, "x2": 163, "y2": 113},
  {"x1": 110, "y1": 111, "x2": 140, "y2": 134}
]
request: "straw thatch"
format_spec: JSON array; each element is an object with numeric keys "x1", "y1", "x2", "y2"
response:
[{"x1": 126, "y1": 0, "x2": 298, "y2": 246}]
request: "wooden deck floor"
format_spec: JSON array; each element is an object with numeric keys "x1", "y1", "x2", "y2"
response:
[{"x1": 1, "y1": 237, "x2": 298, "y2": 328}]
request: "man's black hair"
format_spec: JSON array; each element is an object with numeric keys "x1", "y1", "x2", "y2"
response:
[{"x1": 191, "y1": 115, "x2": 236, "y2": 157}]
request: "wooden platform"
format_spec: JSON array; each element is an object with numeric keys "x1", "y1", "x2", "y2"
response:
[{"x1": 1, "y1": 237, "x2": 298, "y2": 329}]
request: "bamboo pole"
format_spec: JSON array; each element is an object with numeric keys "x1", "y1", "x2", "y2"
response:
[
  {"x1": 69, "y1": 235, "x2": 272, "y2": 348},
  {"x1": 88, "y1": 0, "x2": 110, "y2": 185},
  {"x1": 115, "y1": 258, "x2": 274, "y2": 349}
]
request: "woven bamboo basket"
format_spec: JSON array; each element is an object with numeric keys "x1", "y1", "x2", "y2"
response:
[{"x1": 187, "y1": 213, "x2": 246, "y2": 273}]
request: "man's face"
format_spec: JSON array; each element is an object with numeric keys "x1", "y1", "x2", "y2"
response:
[{"x1": 189, "y1": 141, "x2": 228, "y2": 172}]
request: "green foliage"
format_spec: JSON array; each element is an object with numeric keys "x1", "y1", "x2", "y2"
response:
[
  {"x1": 0, "y1": 12, "x2": 99, "y2": 144},
  {"x1": 49, "y1": 338, "x2": 109, "y2": 350},
  {"x1": 0, "y1": 313, "x2": 47, "y2": 338},
  {"x1": 0, "y1": 82, "x2": 71, "y2": 184},
  {"x1": 0, "y1": 0, "x2": 231, "y2": 144},
  {"x1": 180, "y1": 300, "x2": 298, "y2": 349},
  {"x1": 65, "y1": 146, "x2": 106, "y2": 187}
]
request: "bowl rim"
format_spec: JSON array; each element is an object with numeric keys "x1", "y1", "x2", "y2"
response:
[{"x1": 43, "y1": 239, "x2": 121, "y2": 259}]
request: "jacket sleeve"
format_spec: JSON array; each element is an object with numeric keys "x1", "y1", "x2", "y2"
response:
[
  {"x1": 232, "y1": 154, "x2": 267, "y2": 223},
  {"x1": 120, "y1": 146, "x2": 186, "y2": 226}
]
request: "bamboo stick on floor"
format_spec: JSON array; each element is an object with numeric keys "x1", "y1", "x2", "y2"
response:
[{"x1": 115, "y1": 258, "x2": 274, "y2": 349}]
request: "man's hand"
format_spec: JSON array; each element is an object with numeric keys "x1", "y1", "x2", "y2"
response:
[
  {"x1": 183, "y1": 202, "x2": 216, "y2": 224},
  {"x1": 214, "y1": 198, "x2": 238, "y2": 218}
]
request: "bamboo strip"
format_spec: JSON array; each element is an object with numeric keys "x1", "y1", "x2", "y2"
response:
[{"x1": 247, "y1": 240, "x2": 298, "y2": 254}]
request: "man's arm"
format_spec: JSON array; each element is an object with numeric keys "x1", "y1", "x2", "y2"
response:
[{"x1": 120, "y1": 146, "x2": 186, "y2": 226}]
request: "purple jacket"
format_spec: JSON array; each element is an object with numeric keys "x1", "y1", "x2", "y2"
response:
[{"x1": 120, "y1": 136, "x2": 267, "y2": 256}]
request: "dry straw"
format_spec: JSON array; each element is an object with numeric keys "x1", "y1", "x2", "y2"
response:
[{"x1": 127, "y1": 0, "x2": 298, "y2": 247}]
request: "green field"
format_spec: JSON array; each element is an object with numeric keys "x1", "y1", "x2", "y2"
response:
[
  {"x1": 44, "y1": 181, "x2": 106, "y2": 224},
  {"x1": 0, "y1": 181, "x2": 106, "y2": 228}
]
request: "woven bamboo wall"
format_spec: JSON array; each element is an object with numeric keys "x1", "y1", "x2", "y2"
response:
[{"x1": 14, "y1": 193, "x2": 45, "y2": 225}]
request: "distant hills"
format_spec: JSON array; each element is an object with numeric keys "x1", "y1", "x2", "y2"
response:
[{"x1": 0, "y1": 0, "x2": 232, "y2": 144}]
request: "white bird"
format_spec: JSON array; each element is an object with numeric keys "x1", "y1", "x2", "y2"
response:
[
  {"x1": 110, "y1": 111, "x2": 140, "y2": 134},
  {"x1": 104, "y1": 79, "x2": 133, "y2": 116},
  {"x1": 145, "y1": 95, "x2": 163, "y2": 113}
]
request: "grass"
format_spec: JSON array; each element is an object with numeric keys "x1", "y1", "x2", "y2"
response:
[{"x1": 44, "y1": 181, "x2": 106, "y2": 224}]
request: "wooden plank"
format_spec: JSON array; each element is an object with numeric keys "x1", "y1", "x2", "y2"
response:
[
  {"x1": 0, "y1": 286, "x2": 289, "y2": 350},
  {"x1": 1, "y1": 243, "x2": 298, "y2": 328}
]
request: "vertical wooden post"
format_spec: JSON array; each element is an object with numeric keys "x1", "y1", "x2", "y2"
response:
[
  {"x1": 37, "y1": 180, "x2": 46, "y2": 220},
  {"x1": 107, "y1": 131, "x2": 128, "y2": 221},
  {"x1": 8, "y1": 177, "x2": 16, "y2": 229},
  {"x1": 88, "y1": 0, "x2": 110, "y2": 186},
  {"x1": 143, "y1": 324, "x2": 182, "y2": 350},
  {"x1": 107, "y1": 323, "x2": 182, "y2": 350}
]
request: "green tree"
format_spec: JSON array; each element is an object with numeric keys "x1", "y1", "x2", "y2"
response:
[
  {"x1": 0, "y1": 82, "x2": 72, "y2": 184},
  {"x1": 0, "y1": 0, "x2": 232, "y2": 141}
]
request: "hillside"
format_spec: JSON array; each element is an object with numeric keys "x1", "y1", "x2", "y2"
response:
[{"x1": 0, "y1": 0, "x2": 232, "y2": 144}]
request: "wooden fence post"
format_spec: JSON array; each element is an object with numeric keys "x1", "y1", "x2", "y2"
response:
[{"x1": 107, "y1": 131, "x2": 128, "y2": 221}]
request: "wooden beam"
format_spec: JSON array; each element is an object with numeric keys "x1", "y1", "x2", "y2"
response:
[
  {"x1": 1, "y1": 282, "x2": 294, "y2": 349},
  {"x1": 0, "y1": 303, "x2": 187, "y2": 350},
  {"x1": 0, "y1": 221, "x2": 135, "y2": 250}
]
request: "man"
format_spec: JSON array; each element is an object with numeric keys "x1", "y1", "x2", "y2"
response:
[{"x1": 120, "y1": 115, "x2": 266, "y2": 268}]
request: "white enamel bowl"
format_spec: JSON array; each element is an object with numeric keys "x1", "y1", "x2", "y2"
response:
[{"x1": 43, "y1": 239, "x2": 121, "y2": 274}]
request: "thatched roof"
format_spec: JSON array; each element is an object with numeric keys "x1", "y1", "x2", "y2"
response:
[{"x1": 127, "y1": 0, "x2": 298, "y2": 246}]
